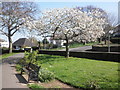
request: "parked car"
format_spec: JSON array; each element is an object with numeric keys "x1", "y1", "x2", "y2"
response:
[{"x1": 24, "y1": 47, "x2": 32, "y2": 52}]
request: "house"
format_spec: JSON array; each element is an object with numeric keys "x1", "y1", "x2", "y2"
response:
[
  {"x1": 13, "y1": 38, "x2": 36, "y2": 50},
  {"x1": 50, "y1": 38, "x2": 66, "y2": 47},
  {"x1": 0, "y1": 39, "x2": 9, "y2": 48},
  {"x1": 50, "y1": 35, "x2": 72, "y2": 48},
  {"x1": 113, "y1": 24, "x2": 120, "y2": 34},
  {"x1": 110, "y1": 24, "x2": 120, "y2": 44}
]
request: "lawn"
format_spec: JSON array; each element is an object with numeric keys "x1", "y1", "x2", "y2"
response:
[
  {"x1": 0, "y1": 53, "x2": 18, "y2": 60},
  {"x1": 36, "y1": 54, "x2": 119, "y2": 89},
  {"x1": 28, "y1": 84, "x2": 44, "y2": 89},
  {"x1": 69, "y1": 42, "x2": 97, "y2": 48}
]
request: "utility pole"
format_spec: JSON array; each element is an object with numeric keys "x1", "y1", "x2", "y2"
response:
[
  {"x1": 108, "y1": 34, "x2": 110, "y2": 52},
  {"x1": 108, "y1": 30, "x2": 113, "y2": 52}
]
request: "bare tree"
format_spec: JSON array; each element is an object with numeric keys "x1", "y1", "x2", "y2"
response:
[
  {"x1": 0, "y1": 2, "x2": 37, "y2": 53},
  {"x1": 103, "y1": 14, "x2": 117, "y2": 44}
]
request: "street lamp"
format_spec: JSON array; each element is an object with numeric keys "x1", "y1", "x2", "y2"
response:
[{"x1": 108, "y1": 30, "x2": 113, "y2": 52}]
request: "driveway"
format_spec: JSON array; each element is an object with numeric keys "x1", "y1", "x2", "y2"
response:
[
  {"x1": 0, "y1": 53, "x2": 29, "y2": 89},
  {"x1": 59, "y1": 46, "x2": 92, "y2": 52}
]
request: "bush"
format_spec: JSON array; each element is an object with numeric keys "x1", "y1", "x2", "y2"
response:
[
  {"x1": 38, "y1": 68, "x2": 55, "y2": 82},
  {"x1": 84, "y1": 80, "x2": 100, "y2": 89},
  {"x1": 15, "y1": 64, "x2": 22, "y2": 72},
  {"x1": 52, "y1": 44, "x2": 58, "y2": 48},
  {"x1": 24, "y1": 51, "x2": 38, "y2": 64},
  {"x1": 2, "y1": 47, "x2": 8, "y2": 50}
]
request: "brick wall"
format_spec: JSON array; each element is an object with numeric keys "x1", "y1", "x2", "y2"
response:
[{"x1": 39, "y1": 50, "x2": 119, "y2": 62}]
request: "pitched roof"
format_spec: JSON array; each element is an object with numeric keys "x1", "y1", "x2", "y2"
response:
[
  {"x1": 113, "y1": 24, "x2": 120, "y2": 34},
  {"x1": 13, "y1": 38, "x2": 36, "y2": 47}
]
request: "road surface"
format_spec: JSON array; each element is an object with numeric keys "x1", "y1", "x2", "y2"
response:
[{"x1": 59, "y1": 46, "x2": 92, "y2": 52}]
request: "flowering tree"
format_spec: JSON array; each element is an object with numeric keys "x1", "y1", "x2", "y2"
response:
[
  {"x1": 77, "y1": 6, "x2": 117, "y2": 44},
  {"x1": 0, "y1": 2, "x2": 37, "y2": 53},
  {"x1": 74, "y1": 6, "x2": 108, "y2": 43},
  {"x1": 35, "y1": 7, "x2": 107, "y2": 58}
]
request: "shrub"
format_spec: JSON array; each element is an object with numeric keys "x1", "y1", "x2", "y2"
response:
[
  {"x1": 38, "y1": 68, "x2": 55, "y2": 82},
  {"x1": 24, "y1": 51, "x2": 38, "y2": 64},
  {"x1": 15, "y1": 64, "x2": 22, "y2": 72},
  {"x1": 84, "y1": 80, "x2": 100, "y2": 89},
  {"x1": 52, "y1": 44, "x2": 58, "y2": 48},
  {"x1": 2, "y1": 47, "x2": 8, "y2": 50}
]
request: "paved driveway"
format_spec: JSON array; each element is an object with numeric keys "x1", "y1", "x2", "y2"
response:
[
  {"x1": 0, "y1": 53, "x2": 29, "y2": 89},
  {"x1": 59, "y1": 46, "x2": 92, "y2": 52}
]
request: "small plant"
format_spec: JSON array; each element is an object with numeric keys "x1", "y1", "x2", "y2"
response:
[
  {"x1": 28, "y1": 84, "x2": 44, "y2": 89},
  {"x1": 38, "y1": 68, "x2": 55, "y2": 82},
  {"x1": 16, "y1": 51, "x2": 39, "y2": 72},
  {"x1": 85, "y1": 80, "x2": 100, "y2": 89},
  {"x1": 15, "y1": 64, "x2": 22, "y2": 72},
  {"x1": 24, "y1": 50, "x2": 38, "y2": 64}
]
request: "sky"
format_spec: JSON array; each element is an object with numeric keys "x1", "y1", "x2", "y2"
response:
[{"x1": 0, "y1": 1, "x2": 119, "y2": 42}]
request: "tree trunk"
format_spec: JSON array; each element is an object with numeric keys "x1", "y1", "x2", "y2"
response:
[
  {"x1": 38, "y1": 43, "x2": 41, "y2": 50},
  {"x1": 104, "y1": 36, "x2": 107, "y2": 45},
  {"x1": 83, "y1": 41, "x2": 86, "y2": 45},
  {"x1": 8, "y1": 36, "x2": 12, "y2": 53},
  {"x1": 98, "y1": 38, "x2": 101, "y2": 44},
  {"x1": 38, "y1": 42, "x2": 41, "y2": 50},
  {"x1": 65, "y1": 38, "x2": 69, "y2": 58},
  {"x1": 105, "y1": 39, "x2": 107, "y2": 45}
]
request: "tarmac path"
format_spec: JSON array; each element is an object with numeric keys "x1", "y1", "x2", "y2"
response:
[
  {"x1": 0, "y1": 53, "x2": 29, "y2": 89},
  {"x1": 59, "y1": 46, "x2": 92, "y2": 52}
]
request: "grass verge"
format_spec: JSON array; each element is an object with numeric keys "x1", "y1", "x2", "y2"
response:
[
  {"x1": 28, "y1": 84, "x2": 44, "y2": 89},
  {"x1": 0, "y1": 53, "x2": 18, "y2": 60}
]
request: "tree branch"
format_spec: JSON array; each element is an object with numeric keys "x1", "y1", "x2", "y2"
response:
[
  {"x1": 11, "y1": 28, "x2": 19, "y2": 36},
  {"x1": 10, "y1": 22, "x2": 23, "y2": 31},
  {"x1": 0, "y1": 30, "x2": 8, "y2": 36}
]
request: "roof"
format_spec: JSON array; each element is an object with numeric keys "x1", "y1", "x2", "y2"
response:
[
  {"x1": 115, "y1": 23, "x2": 120, "y2": 27},
  {"x1": 13, "y1": 38, "x2": 36, "y2": 47},
  {"x1": 0, "y1": 38, "x2": 6, "y2": 42},
  {"x1": 113, "y1": 24, "x2": 120, "y2": 33}
]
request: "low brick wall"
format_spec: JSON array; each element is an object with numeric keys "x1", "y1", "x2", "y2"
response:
[
  {"x1": 0, "y1": 50, "x2": 9, "y2": 55},
  {"x1": 70, "y1": 51, "x2": 119, "y2": 62},
  {"x1": 0, "y1": 50, "x2": 24, "y2": 55},
  {"x1": 1, "y1": 49, "x2": 119, "y2": 62},
  {"x1": 92, "y1": 46, "x2": 120, "y2": 52},
  {"x1": 39, "y1": 50, "x2": 66, "y2": 56},
  {"x1": 39, "y1": 50, "x2": 119, "y2": 62}
]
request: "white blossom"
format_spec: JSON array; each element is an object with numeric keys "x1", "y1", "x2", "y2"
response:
[{"x1": 32, "y1": 7, "x2": 107, "y2": 42}]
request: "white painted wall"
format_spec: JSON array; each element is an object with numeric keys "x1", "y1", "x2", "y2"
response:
[
  {"x1": 0, "y1": 42, "x2": 9, "y2": 48},
  {"x1": 50, "y1": 39, "x2": 66, "y2": 47}
]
